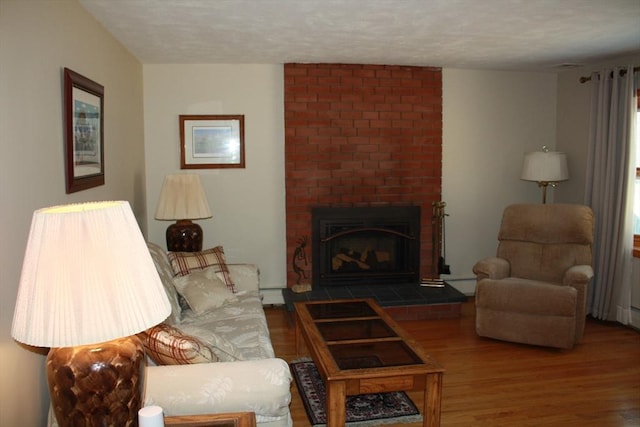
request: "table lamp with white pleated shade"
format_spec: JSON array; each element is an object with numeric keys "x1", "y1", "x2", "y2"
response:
[{"x1": 12, "y1": 201, "x2": 171, "y2": 427}]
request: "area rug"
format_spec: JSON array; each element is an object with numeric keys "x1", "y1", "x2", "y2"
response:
[{"x1": 290, "y1": 358, "x2": 422, "y2": 427}]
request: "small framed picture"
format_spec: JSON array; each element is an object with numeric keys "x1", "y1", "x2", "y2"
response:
[
  {"x1": 63, "y1": 68, "x2": 105, "y2": 193},
  {"x1": 180, "y1": 115, "x2": 245, "y2": 169}
]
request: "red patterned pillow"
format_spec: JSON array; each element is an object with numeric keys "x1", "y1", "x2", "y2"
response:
[
  {"x1": 167, "y1": 246, "x2": 237, "y2": 293},
  {"x1": 138, "y1": 323, "x2": 217, "y2": 365}
]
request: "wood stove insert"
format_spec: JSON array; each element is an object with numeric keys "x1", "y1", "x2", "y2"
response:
[{"x1": 312, "y1": 206, "x2": 420, "y2": 288}]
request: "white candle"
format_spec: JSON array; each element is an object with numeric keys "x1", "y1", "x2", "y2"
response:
[{"x1": 138, "y1": 405, "x2": 165, "y2": 427}]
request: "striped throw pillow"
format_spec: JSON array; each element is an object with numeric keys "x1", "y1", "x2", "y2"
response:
[
  {"x1": 139, "y1": 323, "x2": 217, "y2": 365},
  {"x1": 167, "y1": 246, "x2": 237, "y2": 293}
]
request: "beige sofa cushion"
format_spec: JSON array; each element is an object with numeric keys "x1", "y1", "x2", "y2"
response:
[{"x1": 173, "y1": 268, "x2": 238, "y2": 315}]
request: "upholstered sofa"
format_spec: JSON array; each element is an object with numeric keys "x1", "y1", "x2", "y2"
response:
[{"x1": 49, "y1": 242, "x2": 292, "y2": 427}]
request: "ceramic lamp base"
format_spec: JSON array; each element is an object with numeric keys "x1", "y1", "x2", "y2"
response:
[
  {"x1": 166, "y1": 219, "x2": 203, "y2": 252},
  {"x1": 47, "y1": 336, "x2": 145, "y2": 427}
]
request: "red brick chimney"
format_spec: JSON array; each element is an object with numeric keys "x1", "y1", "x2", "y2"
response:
[{"x1": 284, "y1": 63, "x2": 442, "y2": 288}]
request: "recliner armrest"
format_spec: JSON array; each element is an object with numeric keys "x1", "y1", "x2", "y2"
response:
[
  {"x1": 563, "y1": 265, "x2": 594, "y2": 286},
  {"x1": 473, "y1": 257, "x2": 510, "y2": 280},
  {"x1": 562, "y1": 264, "x2": 592, "y2": 344}
]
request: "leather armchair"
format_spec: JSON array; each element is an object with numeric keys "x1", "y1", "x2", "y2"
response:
[{"x1": 473, "y1": 203, "x2": 594, "y2": 349}]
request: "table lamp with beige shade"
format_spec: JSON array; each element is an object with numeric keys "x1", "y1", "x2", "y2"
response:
[{"x1": 155, "y1": 173, "x2": 212, "y2": 252}]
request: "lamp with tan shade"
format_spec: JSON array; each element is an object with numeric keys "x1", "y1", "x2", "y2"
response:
[{"x1": 155, "y1": 173, "x2": 212, "y2": 252}]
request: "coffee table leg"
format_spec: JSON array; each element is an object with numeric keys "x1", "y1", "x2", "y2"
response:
[
  {"x1": 423, "y1": 373, "x2": 443, "y2": 427},
  {"x1": 326, "y1": 380, "x2": 346, "y2": 427}
]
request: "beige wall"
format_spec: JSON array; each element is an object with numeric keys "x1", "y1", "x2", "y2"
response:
[
  {"x1": 140, "y1": 64, "x2": 639, "y2": 313},
  {"x1": 0, "y1": 1, "x2": 145, "y2": 425},
  {"x1": 1, "y1": 1, "x2": 637, "y2": 424},
  {"x1": 143, "y1": 64, "x2": 286, "y2": 297},
  {"x1": 442, "y1": 69, "x2": 558, "y2": 293},
  {"x1": 142, "y1": 66, "x2": 559, "y2": 298}
]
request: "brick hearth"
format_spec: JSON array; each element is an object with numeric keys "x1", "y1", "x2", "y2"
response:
[{"x1": 282, "y1": 282, "x2": 466, "y2": 321}]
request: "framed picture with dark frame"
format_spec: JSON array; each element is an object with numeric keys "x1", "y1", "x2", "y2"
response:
[
  {"x1": 63, "y1": 68, "x2": 105, "y2": 193},
  {"x1": 180, "y1": 115, "x2": 245, "y2": 169}
]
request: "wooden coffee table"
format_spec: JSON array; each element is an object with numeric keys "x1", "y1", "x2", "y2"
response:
[
  {"x1": 164, "y1": 411, "x2": 256, "y2": 426},
  {"x1": 294, "y1": 298, "x2": 444, "y2": 427}
]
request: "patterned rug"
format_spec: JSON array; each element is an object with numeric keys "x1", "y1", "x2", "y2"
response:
[{"x1": 290, "y1": 358, "x2": 422, "y2": 427}]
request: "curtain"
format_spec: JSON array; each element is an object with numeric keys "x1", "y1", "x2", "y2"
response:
[{"x1": 584, "y1": 66, "x2": 637, "y2": 323}]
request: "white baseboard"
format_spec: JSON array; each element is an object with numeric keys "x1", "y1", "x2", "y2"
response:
[
  {"x1": 631, "y1": 307, "x2": 640, "y2": 330},
  {"x1": 260, "y1": 288, "x2": 285, "y2": 305},
  {"x1": 445, "y1": 279, "x2": 476, "y2": 296}
]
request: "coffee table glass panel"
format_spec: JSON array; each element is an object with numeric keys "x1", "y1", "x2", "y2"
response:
[
  {"x1": 315, "y1": 318, "x2": 396, "y2": 341},
  {"x1": 329, "y1": 340, "x2": 424, "y2": 368}
]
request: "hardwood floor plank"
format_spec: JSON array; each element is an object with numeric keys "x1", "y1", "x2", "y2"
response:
[{"x1": 265, "y1": 299, "x2": 640, "y2": 427}]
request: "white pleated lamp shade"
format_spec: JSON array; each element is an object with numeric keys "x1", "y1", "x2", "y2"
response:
[
  {"x1": 521, "y1": 151, "x2": 569, "y2": 182},
  {"x1": 155, "y1": 174, "x2": 212, "y2": 220},
  {"x1": 11, "y1": 201, "x2": 171, "y2": 348}
]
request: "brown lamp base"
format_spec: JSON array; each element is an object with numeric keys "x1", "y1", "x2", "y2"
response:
[
  {"x1": 166, "y1": 219, "x2": 203, "y2": 252},
  {"x1": 47, "y1": 336, "x2": 145, "y2": 427}
]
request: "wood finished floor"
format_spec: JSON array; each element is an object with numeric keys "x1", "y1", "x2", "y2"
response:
[{"x1": 265, "y1": 300, "x2": 640, "y2": 427}]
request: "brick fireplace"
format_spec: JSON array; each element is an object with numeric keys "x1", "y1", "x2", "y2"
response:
[{"x1": 285, "y1": 63, "x2": 443, "y2": 289}]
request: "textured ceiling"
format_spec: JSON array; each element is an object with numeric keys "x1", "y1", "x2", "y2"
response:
[{"x1": 79, "y1": 0, "x2": 640, "y2": 71}]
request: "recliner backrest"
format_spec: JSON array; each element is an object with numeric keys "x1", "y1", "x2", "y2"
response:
[{"x1": 496, "y1": 204, "x2": 594, "y2": 284}]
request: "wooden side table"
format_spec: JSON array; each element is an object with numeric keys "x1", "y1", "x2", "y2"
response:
[{"x1": 164, "y1": 411, "x2": 256, "y2": 427}]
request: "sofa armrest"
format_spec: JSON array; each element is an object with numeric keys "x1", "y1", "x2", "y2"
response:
[
  {"x1": 228, "y1": 264, "x2": 260, "y2": 293},
  {"x1": 473, "y1": 257, "x2": 510, "y2": 281},
  {"x1": 144, "y1": 358, "x2": 291, "y2": 420}
]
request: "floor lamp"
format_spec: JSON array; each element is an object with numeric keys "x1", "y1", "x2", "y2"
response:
[
  {"x1": 11, "y1": 201, "x2": 171, "y2": 427},
  {"x1": 521, "y1": 146, "x2": 569, "y2": 203}
]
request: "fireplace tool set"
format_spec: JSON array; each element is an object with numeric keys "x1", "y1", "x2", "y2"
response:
[{"x1": 422, "y1": 201, "x2": 451, "y2": 287}]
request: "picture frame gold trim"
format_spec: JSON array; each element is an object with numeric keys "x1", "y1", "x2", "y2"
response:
[{"x1": 180, "y1": 115, "x2": 245, "y2": 169}]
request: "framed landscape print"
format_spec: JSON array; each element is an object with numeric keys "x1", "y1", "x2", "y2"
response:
[
  {"x1": 180, "y1": 115, "x2": 245, "y2": 169},
  {"x1": 63, "y1": 68, "x2": 105, "y2": 193}
]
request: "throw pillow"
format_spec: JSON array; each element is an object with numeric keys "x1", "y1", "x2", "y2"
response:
[
  {"x1": 138, "y1": 323, "x2": 217, "y2": 365},
  {"x1": 167, "y1": 246, "x2": 237, "y2": 293},
  {"x1": 173, "y1": 268, "x2": 238, "y2": 315},
  {"x1": 146, "y1": 242, "x2": 182, "y2": 325}
]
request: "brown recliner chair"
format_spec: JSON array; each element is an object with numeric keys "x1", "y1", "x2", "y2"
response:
[{"x1": 473, "y1": 203, "x2": 594, "y2": 349}]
